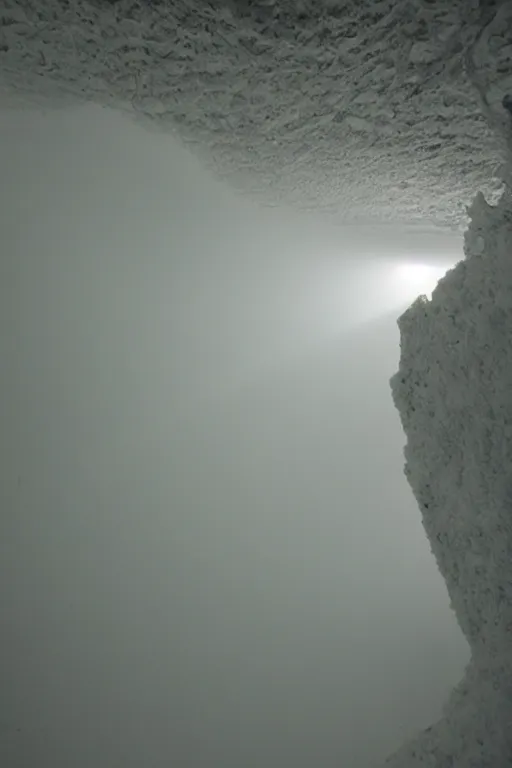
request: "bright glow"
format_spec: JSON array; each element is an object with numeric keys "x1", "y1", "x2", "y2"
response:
[
  {"x1": 196, "y1": 255, "x2": 456, "y2": 403},
  {"x1": 292, "y1": 256, "x2": 454, "y2": 341},
  {"x1": 394, "y1": 262, "x2": 449, "y2": 301}
]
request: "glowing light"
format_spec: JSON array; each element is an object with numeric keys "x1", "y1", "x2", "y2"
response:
[{"x1": 393, "y1": 262, "x2": 449, "y2": 301}]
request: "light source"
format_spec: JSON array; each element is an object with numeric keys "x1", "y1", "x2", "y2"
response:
[{"x1": 393, "y1": 262, "x2": 450, "y2": 302}]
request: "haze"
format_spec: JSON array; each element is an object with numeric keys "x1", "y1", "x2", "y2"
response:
[{"x1": 1, "y1": 105, "x2": 469, "y2": 768}]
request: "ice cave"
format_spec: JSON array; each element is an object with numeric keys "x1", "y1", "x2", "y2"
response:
[{"x1": 1, "y1": 1, "x2": 512, "y2": 766}]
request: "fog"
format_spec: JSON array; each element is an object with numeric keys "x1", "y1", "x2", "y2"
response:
[{"x1": 1, "y1": 105, "x2": 469, "y2": 768}]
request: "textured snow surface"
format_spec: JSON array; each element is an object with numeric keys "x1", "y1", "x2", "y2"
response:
[
  {"x1": 387, "y1": 182, "x2": 512, "y2": 763},
  {"x1": 1, "y1": 0, "x2": 512, "y2": 229},
  {"x1": 3, "y1": 2, "x2": 512, "y2": 764}
]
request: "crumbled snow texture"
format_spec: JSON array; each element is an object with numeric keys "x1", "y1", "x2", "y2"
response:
[
  {"x1": 385, "y1": 183, "x2": 512, "y2": 764},
  {"x1": 381, "y1": 658, "x2": 512, "y2": 766},
  {"x1": 1, "y1": 0, "x2": 511, "y2": 229}
]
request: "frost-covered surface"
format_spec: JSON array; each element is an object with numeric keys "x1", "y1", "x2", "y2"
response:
[
  {"x1": 1, "y1": 0, "x2": 511, "y2": 229},
  {"x1": 3, "y1": 2, "x2": 512, "y2": 764},
  {"x1": 386, "y1": 179, "x2": 512, "y2": 764},
  {"x1": 381, "y1": 658, "x2": 512, "y2": 766}
]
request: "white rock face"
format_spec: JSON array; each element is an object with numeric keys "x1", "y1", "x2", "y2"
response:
[
  {"x1": 386, "y1": 184, "x2": 512, "y2": 765},
  {"x1": 0, "y1": 0, "x2": 511, "y2": 230}
]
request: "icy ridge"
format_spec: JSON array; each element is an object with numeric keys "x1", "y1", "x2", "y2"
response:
[
  {"x1": 0, "y1": 0, "x2": 511, "y2": 228},
  {"x1": 385, "y1": 151, "x2": 512, "y2": 763}
]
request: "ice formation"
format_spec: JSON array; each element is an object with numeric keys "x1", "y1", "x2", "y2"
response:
[
  {"x1": 2, "y1": 1, "x2": 512, "y2": 764},
  {"x1": 385, "y1": 136, "x2": 512, "y2": 768},
  {"x1": 1, "y1": 0, "x2": 511, "y2": 229}
]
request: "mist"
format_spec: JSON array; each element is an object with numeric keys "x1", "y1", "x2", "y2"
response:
[{"x1": 1, "y1": 105, "x2": 469, "y2": 768}]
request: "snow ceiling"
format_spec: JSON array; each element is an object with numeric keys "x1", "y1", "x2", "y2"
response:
[{"x1": 1, "y1": 0, "x2": 511, "y2": 230}]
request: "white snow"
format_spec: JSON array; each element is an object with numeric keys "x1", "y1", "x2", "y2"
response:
[
  {"x1": 386, "y1": 181, "x2": 512, "y2": 765},
  {"x1": 0, "y1": 0, "x2": 511, "y2": 230},
  {"x1": 2, "y1": 1, "x2": 512, "y2": 764}
]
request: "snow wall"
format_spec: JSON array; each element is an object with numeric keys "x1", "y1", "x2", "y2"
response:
[{"x1": 384, "y1": 178, "x2": 512, "y2": 764}]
